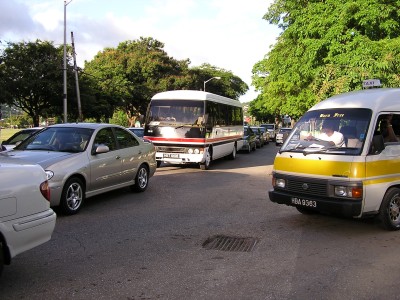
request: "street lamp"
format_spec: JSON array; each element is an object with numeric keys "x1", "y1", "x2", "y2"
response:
[{"x1": 203, "y1": 77, "x2": 221, "y2": 92}]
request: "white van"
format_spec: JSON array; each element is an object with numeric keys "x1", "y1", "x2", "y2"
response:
[
  {"x1": 0, "y1": 157, "x2": 56, "y2": 275},
  {"x1": 269, "y1": 88, "x2": 400, "y2": 230}
]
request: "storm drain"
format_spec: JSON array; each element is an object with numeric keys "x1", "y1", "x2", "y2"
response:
[{"x1": 202, "y1": 235, "x2": 258, "y2": 252}]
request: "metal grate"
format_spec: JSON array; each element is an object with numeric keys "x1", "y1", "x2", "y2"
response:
[{"x1": 202, "y1": 235, "x2": 258, "y2": 252}]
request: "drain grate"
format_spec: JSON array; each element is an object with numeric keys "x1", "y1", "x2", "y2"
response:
[{"x1": 202, "y1": 235, "x2": 258, "y2": 252}]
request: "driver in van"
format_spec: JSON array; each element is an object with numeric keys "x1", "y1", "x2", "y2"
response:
[{"x1": 306, "y1": 120, "x2": 345, "y2": 147}]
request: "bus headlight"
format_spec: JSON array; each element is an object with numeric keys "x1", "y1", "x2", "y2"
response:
[
  {"x1": 188, "y1": 148, "x2": 193, "y2": 154},
  {"x1": 194, "y1": 149, "x2": 200, "y2": 154}
]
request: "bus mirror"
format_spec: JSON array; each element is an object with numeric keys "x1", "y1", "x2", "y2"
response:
[{"x1": 369, "y1": 135, "x2": 385, "y2": 155}]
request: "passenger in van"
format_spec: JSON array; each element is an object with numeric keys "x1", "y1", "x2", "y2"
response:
[{"x1": 380, "y1": 115, "x2": 399, "y2": 142}]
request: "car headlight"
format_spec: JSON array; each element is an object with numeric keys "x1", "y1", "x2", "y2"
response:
[{"x1": 45, "y1": 170, "x2": 54, "y2": 180}]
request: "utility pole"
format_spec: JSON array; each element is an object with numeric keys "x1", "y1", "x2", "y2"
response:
[
  {"x1": 71, "y1": 31, "x2": 82, "y2": 121},
  {"x1": 63, "y1": 0, "x2": 72, "y2": 123}
]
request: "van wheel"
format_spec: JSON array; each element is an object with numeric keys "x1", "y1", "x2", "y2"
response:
[
  {"x1": 379, "y1": 188, "x2": 400, "y2": 230},
  {"x1": 0, "y1": 241, "x2": 4, "y2": 277},
  {"x1": 200, "y1": 149, "x2": 211, "y2": 170},
  {"x1": 131, "y1": 164, "x2": 149, "y2": 192},
  {"x1": 60, "y1": 177, "x2": 84, "y2": 215}
]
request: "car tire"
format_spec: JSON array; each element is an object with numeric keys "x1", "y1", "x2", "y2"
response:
[
  {"x1": 0, "y1": 240, "x2": 4, "y2": 277},
  {"x1": 252, "y1": 142, "x2": 256, "y2": 151},
  {"x1": 60, "y1": 177, "x2": 85, "y2": 215},
  {"x1": 131, "y1": 164, "x2": 149, "y2": 192},
  {"x1": 379, "y1": 188, "x2": 400, "y2": 230},
  {"x1": 156, "y1": 161, "x2": 162, "y2": 168},
  {"x1": 200, "y1": 149, "x2": 211, "y2": 170},
  {"x1": 246, "y1": 145, "x2": 251, "y2": 153}
]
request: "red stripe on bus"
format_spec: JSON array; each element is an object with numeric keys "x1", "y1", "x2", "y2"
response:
[{"x1": 144, "y1": 135, "x2": 242, "y2": 143}]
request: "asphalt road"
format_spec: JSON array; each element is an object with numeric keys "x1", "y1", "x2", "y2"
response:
[{"x1": 1, "y1": 143, "x2": 400, "y2": 300}]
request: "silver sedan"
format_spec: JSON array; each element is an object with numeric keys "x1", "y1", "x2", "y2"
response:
[{"x1": 3, "y1": 123, "x2": 156, "y2": 215}]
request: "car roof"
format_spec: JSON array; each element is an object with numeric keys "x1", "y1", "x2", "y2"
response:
[{"x1": 48, "y1": 123, "x2": 124, "y2": 130}]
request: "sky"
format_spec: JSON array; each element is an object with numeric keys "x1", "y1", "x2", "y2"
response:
[{"x1": 0, "y1": 0, "x2": 281, "y2": 102}]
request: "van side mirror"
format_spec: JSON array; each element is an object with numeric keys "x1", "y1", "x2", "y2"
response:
[{"x1": 369, "y1": 135, "x2": 385, "y2": 155}]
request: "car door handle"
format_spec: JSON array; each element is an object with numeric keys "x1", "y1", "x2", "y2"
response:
[{"x1": 115, "y1": 155, "x2": 121, "y2": 159}]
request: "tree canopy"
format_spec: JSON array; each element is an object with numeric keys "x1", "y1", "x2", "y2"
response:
[
  {"x1": 252, "y1": 0, "x2": 400, "y2": 120},
  {"x1": 0, "y1": 40, "x2": 72, "y2": 126}
]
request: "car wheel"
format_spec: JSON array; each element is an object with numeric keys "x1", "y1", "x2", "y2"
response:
[
  {"x1": 60, "y1": 177, "x2": 84, "y2": 215},
  {"x1": 0, "y1": 240, "x2": 4, "y2": 277},
  {"x1": 228, "y1": 144, "x2": 236, "y2": 160},
  {"x1": 379, "y1": 188, "x2": 400, "y2": 230},
  {"x1": 252, "y1": 142, "x2": 256, "y2": 151},
  {"x1": 156, "y1": 161, "x2": 162, "y2": 168},
  {"x1": 131, "y1": 164, "x2": 149, "y2": 192},
  {"x1": 200, "y1": 149, "x2": 211, "y2": 170}
]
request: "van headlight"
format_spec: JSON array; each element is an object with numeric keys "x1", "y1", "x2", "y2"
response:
[
  {"x1": 273, "y1": 178, "x2": 286, "y2": 188},
  {"x1": 334, "y1": 186, "x2": 362, "y2": 198}
]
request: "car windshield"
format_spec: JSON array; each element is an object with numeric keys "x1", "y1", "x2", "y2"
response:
[
  {"x1": 3, "y1": 129, "x2": 39, "y2": 145},
  {"x1": 16, "y1": 127, "x2": 94, "y2": 153},
  {"x1": 280, "y1": 108, "x2": 372, "y2": 155}
]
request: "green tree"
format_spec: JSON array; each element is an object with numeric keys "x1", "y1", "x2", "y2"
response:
[
  {"x1": 0, "y1": 40, "x2": 75, "y2": 126},
  {"x1": 253, "y1": 0, "x2": 400, "y2": 119},
  {"x1": 84, "y1": 37, "x2": 193, "y2": 127},
  {"x1": 189, "y1": 63, "x2": 249, "y2": 100}
]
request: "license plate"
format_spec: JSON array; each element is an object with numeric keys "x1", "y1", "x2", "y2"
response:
[
  {"x1": 291, "y1": 197, "x2": 317, "y2": 208},
  {"x1": 163, "y1": 153, "x2": 180, "y2": 158}
]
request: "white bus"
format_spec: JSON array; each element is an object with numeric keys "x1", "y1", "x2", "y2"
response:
[{"x1": 144, "y1": 90, "x2": 244, "y2": 170}]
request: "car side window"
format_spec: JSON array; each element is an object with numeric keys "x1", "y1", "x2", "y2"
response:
[
  {"x1": 114, "y1": 127, "x2": 140, "y2": 148},
  {"x1": 93, "y1": 128, "x2": 117, "y2": 151}
]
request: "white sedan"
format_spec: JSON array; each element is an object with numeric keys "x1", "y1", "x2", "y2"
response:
[{"x1": 0, "y1": 157, "x2": 56, "y2": 276}]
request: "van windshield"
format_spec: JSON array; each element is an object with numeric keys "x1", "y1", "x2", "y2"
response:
[{"x1": 280, "y1": 108, "x2": 372, "y2": 155}]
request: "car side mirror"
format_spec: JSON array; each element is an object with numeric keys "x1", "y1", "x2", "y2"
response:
[{"x1": 92, "y1": 144, "x2": 110, "y2": 155}]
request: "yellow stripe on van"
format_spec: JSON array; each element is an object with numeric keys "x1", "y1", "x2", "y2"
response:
[
  {"x1": 275, "y1": 156, "x2": 400, "y2": 183},
  {"x1": 274, "y1": 156, "x2": 365, "y2": 178}
]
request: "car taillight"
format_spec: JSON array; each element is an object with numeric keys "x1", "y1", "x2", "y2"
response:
[{"x1": 40, "y1": 180, "x2": 51, "y2": 202}]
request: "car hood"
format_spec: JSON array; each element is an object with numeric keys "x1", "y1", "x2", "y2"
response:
[{"x1": 3, "y1": 150, "x2": 77, "y2": 169}]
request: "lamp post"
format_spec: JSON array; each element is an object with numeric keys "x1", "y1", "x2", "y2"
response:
[
  {"x1": 63, "y1": 0, "x2": 72, "y2": 123},
  {"x1": 203, "y1": 77, "x2": 221, "y2": 92}
]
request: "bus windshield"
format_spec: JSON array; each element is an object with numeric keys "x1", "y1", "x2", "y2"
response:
[
  {"x1": 280, "y1": 108, "x2": 372, "y2": 155},
  {"x1": 147, "y1": 100, "x2": 205, "y2": 126}
]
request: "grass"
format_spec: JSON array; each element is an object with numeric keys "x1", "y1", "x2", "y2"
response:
[{"x1": 0, "y1": 128, "x2": 20, "y2": 143}]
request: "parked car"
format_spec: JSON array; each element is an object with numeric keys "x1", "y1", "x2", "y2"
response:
[
  {"x1": 250, "y1": 126, "x2": 266, "y2": 148},
  {"x1": 240, "y1": 126, "x2": 257, "y2": 153},
  {"x1": 275, "y1": 127, "x2": 292, "y2": 146},
  {"x1": 1, "y1": 127, "x2": 43, "y2": 151},
  {"x1": 260, "y1": 124, "x2": 278, "y2": 141},
  {"x1": 0, "y1": 156, "x2": 56, "y2": 276},
  {"x1": 127, "y1": 127, "x2": 144, "y2": 138},
  {"x1": 258, "y1": 126, "x2": 270, "y2": 145},
  {"x1": 5, "y1": 123, "x2": 157, "y2": 215}
]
